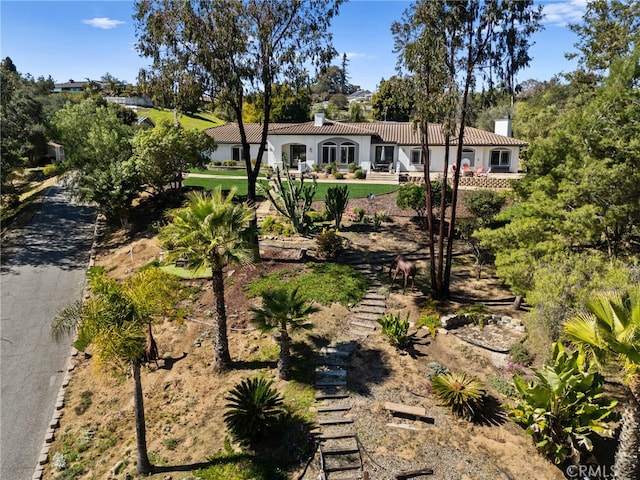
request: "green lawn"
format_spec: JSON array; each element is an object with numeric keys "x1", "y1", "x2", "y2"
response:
[
  {"x1": 189, "y1": 168, "x2": 268, "y2": 178},
  {"x1": 183, "y1": 176, "x2": 397, "y2": 200},
  {"x1": 137, "y1": 108, "x2": 224, "y2": 130}
]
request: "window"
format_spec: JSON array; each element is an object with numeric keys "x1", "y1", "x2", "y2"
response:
[
  {"x1": 231, "y1": 145, "x2": 242, "y2": 162},
  {"x1": 321, "y1": 142, "x2": 337, "y2": 164},
  {"x1": 490, "y1": 149, "x2": 511, "y2": 167},
  {"x1": 411, "y1": 149, "x2": 423, "y2": 165},
  {"x1": 462, "y1": 148, "x2": 475, "y2": 166},
  {"x1": 375, "y1": 146, "x2": 393, "y2": 166},
  {"x1": 340, "y1": 142, "x2": 355, "y2": 165}
]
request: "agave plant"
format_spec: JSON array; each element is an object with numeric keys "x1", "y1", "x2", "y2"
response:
[
  {"x1": 430, "y1": 371, "x2": 486, "y2": 420},
  {"x1": 377, "y1": 312, "x2": 411, "y2": 349},
  {"x1": 223, "y1": 377, "x2": 284, "y2": 446}
]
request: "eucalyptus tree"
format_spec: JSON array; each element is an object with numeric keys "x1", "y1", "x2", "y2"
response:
[
  {"x1": 159, "y1": 187, "x2": 255, "y2": 371},
  {"x1": 567, "y1": 0, "x2": 640, "y2": 81},
  {"x1": 135, "y1": 0, "x2": 343, "y2": 241},
  {"x1": 51, "y1": 268, "x2": 179, "y2": 474},
  {"x1": 392, "y1": 0, "x2": 542, "y2": 299}
]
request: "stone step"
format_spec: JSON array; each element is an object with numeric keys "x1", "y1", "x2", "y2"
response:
[
  {"x1": 354, "y1": 312, "x2": 381, "y2": 322},
  {"x1": 320, "y1": 347, "x2": 351, "y2": 357},
  {"x1": 363, "y1": 293, "x2": 386, "y2": 301},
  {"x1": 317, "y1": 405, "x2": 351, "y2": 413},
  {"x1": 348, "y1": 329, "x2": 371, "y2": 338},
  {"x1": 318, "y1": 417, "x2": 354, "y2": 426},
  {"x1": 350, "y1": 320, "x2": 378, "y2": 330},
  {"x1": 322, "y1": 446, "x2": 360, "y2": 455},
  {"x1": 317, "y1": 431, "x2": 356, "y2": 440},
  {"x1": 323, "y1": 461, "x2": 362, "y2": 473},
  {"x1": 315, "y1": 392, "x2": 350, "y2": 400},
  {"x1": 355, "y1": 305, "x2": 386, "y2": 315},
  {"x1": 316, "y1": 379, "x2": 347, "y2": 387},
  {"x1": 316, "y1": 369, "x2": 347, "y2": 378},
  {"x1": 316, "y1": 356, "x2": 348, "y2": 367}
]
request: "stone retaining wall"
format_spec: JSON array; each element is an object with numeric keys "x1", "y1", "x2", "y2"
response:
[{"x1": 440, "y1": 313, "x2": 525, "y2": 332}]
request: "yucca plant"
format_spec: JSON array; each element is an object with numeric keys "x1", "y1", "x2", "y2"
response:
[
  {"x1": 431, "y1": 371, "x2": 486, "y2": 420},
  {"x1": 223, "y1": 377, "x2": 284, "y2": 446},
  {"x1": 377, "y1": 312, "x2": 411, "y2": 349}
]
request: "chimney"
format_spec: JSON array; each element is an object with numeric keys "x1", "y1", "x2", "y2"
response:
[
  {"x1": 314, "y1": 112, "x2": 325, "y2": 127},
  {"x1": 494, "y1": 118, "x2": 512, "y2": 137}
]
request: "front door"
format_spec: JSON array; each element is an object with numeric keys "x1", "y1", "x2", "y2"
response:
[{"x1": 290, "y1": 144, "x2": 306, "y2": 168}]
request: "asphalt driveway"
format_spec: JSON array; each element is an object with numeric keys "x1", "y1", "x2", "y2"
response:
[{"x1": 1, "y1": 186, "x2": 96, "y2": 480}]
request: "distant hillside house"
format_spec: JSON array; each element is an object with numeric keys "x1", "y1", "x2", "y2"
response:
[
  {"x1": 106, "y1": 96, "x2": 154, "y2": 108},
  {"x1": 52, "y1": 79, "x2": 102, "y2": 93},
  {"x1": 347, "y1": 89, "x2": 373, "y2": 103},
  {"x1": 205, "y1": 114, "x2": 525, "y2": 174}
]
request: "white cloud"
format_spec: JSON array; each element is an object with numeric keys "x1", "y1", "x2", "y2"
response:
[
  {"x1": 346, "y1": 52, "x2": 376, "y2": 61},
  {"x1": 82, "y1": 17, "x2": 125, "y2": 29},
  {"x1": 542, "y1": 0, "x2": 586, "y2": 27}
]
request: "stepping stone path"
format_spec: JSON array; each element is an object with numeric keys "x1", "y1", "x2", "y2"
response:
[{"x1": 313, "y1": 250, "x2": 391, "y2": 480}]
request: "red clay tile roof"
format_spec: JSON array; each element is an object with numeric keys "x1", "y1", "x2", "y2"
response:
[{"x1": 205, "y1": 120, "x2": 527, "y2": 147}]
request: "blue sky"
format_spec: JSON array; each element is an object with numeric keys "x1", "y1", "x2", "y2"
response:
[{"x1": 1, "y1": 0, "x2": 586, "y2": 92}]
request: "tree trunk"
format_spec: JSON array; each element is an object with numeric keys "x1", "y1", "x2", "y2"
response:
[
  {"x1": 613, "y1": 376, "x2": 640, "y2": 480},
  {"x1": 211, "y1": 266, "x2": 232, "y2": 372},
  {"x1": 274, "y1": 330, "x2": 291, "y2": 380},
  {"x1": 132, "y1": 361, "x2": 152, "y2": 474}
]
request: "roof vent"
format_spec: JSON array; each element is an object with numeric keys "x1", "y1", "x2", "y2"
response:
[{"x1": 314, "y1": 112, "x2": 325, "y2": 127}]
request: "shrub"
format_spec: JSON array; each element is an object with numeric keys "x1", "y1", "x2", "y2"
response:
[
  {"x1": 333, "y1": 171, "x2": 345, "y2": 180},
  {"x1": 486, "y1": 374, "x2": 517, "y2": 398},
  {"x1": 43, "y1": 163, "x2": 63, "y2": 177},
  {"x1": 425, "y1": 361, "x2": 450, "y2": 379},
  {"x1": 315, "y1": 229, "x2": 343, "y2": 259},
  {"x1": 459, "y1": 303, "x2": 490, "y2": 329},
  {"x1": 510, "y1": 342, "x2": 617, "y2": 465},
  {"x1": 347, "y1": 162, "x2": 357, "y2": 173},
  {"x1": 417, "y1": 313, "x2": 441, "y2": 339},
  {"x1": 354, "y1": 168, "x2": 366, "y2": 179},
  {"x1": 509, "y1": 341, "x2": 533, "y2": 366},
  {"x1": 396, "y1": 183, "x2": 425, "y2": 218},
  {"x1": 305, "y1": 210, "x2": 326, "y2": 223},
  {"x1": 352, "y1": 207, "x2": 365, "y2": 222},
  {"x1": 261, "y1": 216, "x2": 276, "y2": 233},
  {"x1": 324, "y1": 163, "x2": 338, "y2": 175},
  {"x1": 431, "y1": 372, "x2": 486, "y2": 420},
  {"x1": 212, "y1": 161, "x2": 222, "y2": 166},
  {"x1": 377, "y1": 312, "x2": 411, "y2": 349},
  {"x1": 222, "y1": 160, "x2": 238, "y2": 167},
  {"x1": 223, "y1": 377, "x2": 284, "y2": 447},
  {"x1": 463, "y1": 189, "x2": 506, "y2": 226}
]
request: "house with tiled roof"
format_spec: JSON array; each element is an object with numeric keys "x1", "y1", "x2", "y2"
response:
[{"x1": 205, "y1": 113, "x2": 526, "y2": 174}]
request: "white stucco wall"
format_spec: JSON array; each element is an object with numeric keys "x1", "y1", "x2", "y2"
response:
[{"x1": 209, "y1": 139, "x2": 520, "y2": 173}]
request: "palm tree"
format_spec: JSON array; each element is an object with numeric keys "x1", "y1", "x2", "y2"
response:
[
  {"x1": 159, "y1": 187, "x2": 255, "y2": 371},
  {"x1": 564, "y1": 285, "x2": 640, "y2": 480},
  {"x1": 250, "y1": 286, "x2": 319, "y2": 380},
  {"x1": 51, "y1": 268, "x2": 178, "y2": 474}
]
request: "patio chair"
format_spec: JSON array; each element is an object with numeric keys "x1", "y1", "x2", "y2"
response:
[
  {"x1": 462, "y1": 164, "x2": 474, "y2": 176},
  {"x1": 476, "y1": 166, "x2": 491, "y2": 177}
]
